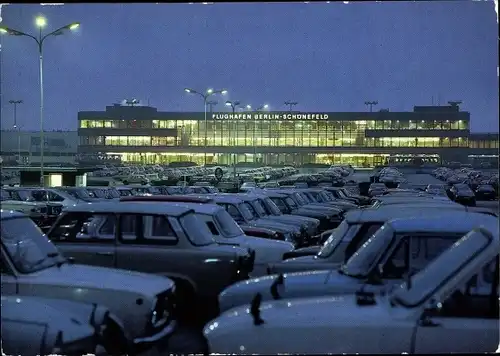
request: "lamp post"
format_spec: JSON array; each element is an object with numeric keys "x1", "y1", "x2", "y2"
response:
[
  {"x1": 1, "y1": 17, "x2": 80, "y2": 186},
  {"x1": 364, "y1": 100, "x2": 378, "y2": 112},
  {"x1": 184, "y1": 88, "x2": 227, "y2": 166},
  {"x1": 8, "y1": 99, "x2": 23, "y2": 164},
  {"x1": 284, "y1": 101, "x2": 298, "y2": 112},
  {"x1": 225, "y1": 100, "x2": 240, "y2": 181}
]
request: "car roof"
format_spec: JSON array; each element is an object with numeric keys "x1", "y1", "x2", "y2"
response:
[
  {"x1": 63, "y1": 201, "x2": 193, "y2": 216},
  {"x1": 345, "y1": 205, "x2": 467, "y2": 223},
  {"x1": 120, "y1": 195, "x2": 214, "y2": 204},
  {"x1": 232, "y1": 193, "x2": 259, "y2": 202},
  {"x1": 0, "y1": 209, "x2": 26, "y2": 219},
  {"x1": 153, "y1": 202, "x2": 222, "y2": 214},
  {"x1": 386, "y1": 213, "x2": 498, "y2": 234},
  {"x1": 261, "y1": 191, "x2": 288, "y2": 198},
  {"x1": 208, "y1": 195, "x2": 244, "y2": 204}
]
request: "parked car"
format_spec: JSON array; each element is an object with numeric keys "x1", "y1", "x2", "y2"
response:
[
  {"x1": 368, "y1": 183, "x2": 388, "y2": 197},
  {"x1": 262, "y1": 190, "x2": 338, "y2": 232},
  {"x1": 475, "y1": 184, "x2": 497, "y2": 201},
  {"x1": 425, "y1": 184, "x2": 448, "y2": 197},
  {"x1": 1, "y1": 295, "x2": 128, "y2": 355},
  {"x1": 450, "y1": 183, "x2": 476, "y2": 206},
  {"x1": 0, "y1": 210, "x2": 177, "y2": 354},
  {"x1": 46, "y1": 201, "x2": 254, "y2": 325},
  {"x1": 217, "y1": 212, "x2": 499, "y2": 313},
  {"x1": 204, "y1": 228, "x2": 499, "y2": 354},
  {"x1": 1, "y1": 188, "x2": 63, "y2": 230},
  {"x1": 206, "y1": 194, "x2": 302, "y2": 244},
  {"x1": 248, "y1": 192, "x2": 321, "y2": 237},
  {"x1": 120, "y1": 195, "x2": 294, "y2": 276}
]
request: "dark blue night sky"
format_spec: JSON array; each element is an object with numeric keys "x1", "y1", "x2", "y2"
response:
[{"x1": 1, "y1": 2, "x2": 498, "y2": 132}]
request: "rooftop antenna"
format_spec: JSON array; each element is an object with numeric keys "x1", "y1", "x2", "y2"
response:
[
  {"x1": 448, "y1": 100, "x2": 462, "y2": 108},
  {"x1": 284, "y1": 101, "x2": 298, "y2": 112},
  {"x1": 364, "y1": 101, "x2": 378, "y2": 112},
  {"x1": 125, "y1": 99, "x2": 139, "y2": 106}
]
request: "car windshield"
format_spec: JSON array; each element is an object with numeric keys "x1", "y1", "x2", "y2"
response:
[
  {"x1": 284, "y1": 196, "x2": 298, "y2": 210},
  {"x1": 179, "y1": 212, "x2": 215, "y2": 246},
  {"x1": 15, "y1": 190, "x2": 44, "y2": 202},
  {"x1": 237, "y1": 203, "x2": 255, "y2": 221},
  {"x1": 317, "y1": 220, "x2": 351, "y2": 258},
  {"x1": 252, "y1": 199, "x2": 268, "y2": 216},
  {"x1": 214, "y1": 210, "x2": 244, "y2": 238},
  {"x1": 243, "y1": 202, "x2": 261, "y2": 219},
  {"x1": 118, "y1": 189, "x2": 133, "y2": 196},
  {"x1": 1, "y1": 217, "x2": 61, "y2": 273},
  {"x1": 264, "y1": 197, "x2": 282, "y2": 216},
  {"x1": 87, "y1": 188, "x2": 106, "y2": 198},
  {"x1": 340, "y1": 224, "x2": 394, "y2": 278},
  {"x1": 106, "y1": 188, "x2": 121, "y2": 198}
]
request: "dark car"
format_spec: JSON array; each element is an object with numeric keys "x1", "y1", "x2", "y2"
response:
[
  {"x1": 475, "y1": 184, "x2": 497, "y2": 201},
  {"x1": 450, "y1": 184, "x2": 476, "y2": 206}
]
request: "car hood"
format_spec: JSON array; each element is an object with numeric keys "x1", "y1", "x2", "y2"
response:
[
  {"x1": 222, "y1": 235, "x2": 294, "y2": 264},
  {"x1": 293, "y1": 209, "x2": 329, "y2": 218},
  {"x1": 251, "y1": 220, "x2": 299, "y2": 233},
  {"x1": 271, "y1": 255, "x2": 334, "y2": 273},
  {"x1": 30, "y1": 263, "x2": 174, "y2": 297},
  {"x1": 218, "y1": 269, "x2": 334, "y2": 312}
]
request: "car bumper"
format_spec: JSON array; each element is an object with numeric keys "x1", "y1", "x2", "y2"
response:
[{"x1": 133, "y1": 320, "x2": 178, "y2": 353}]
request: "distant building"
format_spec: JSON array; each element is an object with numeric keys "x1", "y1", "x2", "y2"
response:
[
  {"x1": 74, "y1": 103, "x2": 498, "y2": 167},
  {"x1": 0, "y1": 130, "x2": 77, "y2": 165}
]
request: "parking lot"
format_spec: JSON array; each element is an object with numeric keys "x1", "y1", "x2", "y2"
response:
[{"x1": 1, "y1": 164, "x2": 498, "y2": 354}]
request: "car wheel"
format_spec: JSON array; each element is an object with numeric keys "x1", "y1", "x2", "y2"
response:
[{"x1": 171, "y1": 279, "x2": 199, "y2": 326}]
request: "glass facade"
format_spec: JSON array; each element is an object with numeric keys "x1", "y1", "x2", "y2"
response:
[
  {"x1": 79, "y1": 119, "x2": 469, "y2": 148},
  {"x1": 77, "y1": 108, "x2": 478, "y2": 167}
]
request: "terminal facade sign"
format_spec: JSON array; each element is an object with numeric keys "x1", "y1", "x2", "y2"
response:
[{"x1": 212, "y1": 113, "x2": 329, "y2": 120}]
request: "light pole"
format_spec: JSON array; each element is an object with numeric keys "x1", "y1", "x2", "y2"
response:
[
  {"x1": 252, "y1": 104, "x2": 269, "y2": 165},
  {"x1": 284, "y1": 101, "x2": 298, "y2": 112},
  {"x1": 364, "y1": 100, "x2": 378, "y2": 112},
  {"x1": 225, "y1": 100, "x2": 240, "y2": 181},
  {"x1": 8, "y1": 99, "x2": 23, "y2": 164},
  {"x1": 184, "y1": 88, "x2": 227, "y2": 166},
  {"x1": 1, "y1": 17, "x2": 80, "y2": 186}
]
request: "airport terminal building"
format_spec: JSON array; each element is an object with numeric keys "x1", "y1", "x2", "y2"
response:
[{"x1": 76, "y1": 104, "x2": 499, "y2": 167}]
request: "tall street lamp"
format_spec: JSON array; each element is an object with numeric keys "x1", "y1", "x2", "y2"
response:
[
  {"x1": 284, "y1": 101, "x2": 298, "y2": 112},
  {"x1": 225, "y1": 100, "x2": 240, "y2": 181},
  {"x1": 1, "y1": 17, "x2": 80, "y2": 186},
  {"x1": 364, "y1": 100, "x2": 378, "y2": 112},
  {"x1": 252, "y1": 104, "x2": 269, "y2": 164},
  {"x1": 184, "y1": 88, "x2": 227, "y2": 165},
  {"x1": 8, "y1": 99, "x2": 23, "y2": 164}
]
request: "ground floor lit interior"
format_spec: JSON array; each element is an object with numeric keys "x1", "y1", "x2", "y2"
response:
[{"x1": 106, "y1": 152, "x2": 449, "y2": 167}]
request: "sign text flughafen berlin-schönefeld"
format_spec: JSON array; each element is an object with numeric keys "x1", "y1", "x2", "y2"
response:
[{"x1": 212, "y1": 113, "x2": 329, "y2": 120}]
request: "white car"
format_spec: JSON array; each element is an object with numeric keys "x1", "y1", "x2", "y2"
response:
[
  {"x1": 0, "y1": 209, "x2": 177, "y2": 353},
  {"x1": 204, "y1": 228, "x2": 499, "y2": 354},
  {"x1": 120, "y1": 195, "x2": 294, "y2": 276},
  {"x1": 217, "y1": 212, "x2": 499, "y2": 313},
  {"x1": 1, "y1": 295, "x2": 126, "y2": 355}
]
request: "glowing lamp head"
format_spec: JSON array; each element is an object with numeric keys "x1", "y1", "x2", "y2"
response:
[{"x1": 35, "y1": 16, "x2": 47, "y2": 28}]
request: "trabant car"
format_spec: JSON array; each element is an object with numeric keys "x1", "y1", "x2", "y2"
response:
[
  {"x1": 268, "y1": 204, "x2": 497, "y2": 274},
  {"x1": 0, "y1": 210, "x2": 177, "y2": 353},
  {"x1": 1, "y1": 295, "x2": 127, "y2": 356},
  {"x1": 205, "y1": 228, "x2": 499, "y2": 354},
  {"x1": 270, "y1": 189, "x2": 348, "y2": 217},
  {"x1": 293, "y1": 188, "x2": 358, "y2": 211},
  {"x1": 217, "y1": 212, "x2": 499, "y2": 313},
  {"x1": 46, "y1": 202, "x2": 254, "y2": 324},
  {"x1": 205, "y1": 194, "x2": 302, "y2": 244},
  {"x1": 261, "y1": 190, "x2": 336, "y2": 231},
  {"x1": 247, "y1": 192, "x2": 321, "y2": 237},
  {"x1": 120, "y1": 195, "x2": 293, "y2": 276}
]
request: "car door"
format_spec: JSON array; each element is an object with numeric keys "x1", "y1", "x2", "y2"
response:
[
  {"x1": 413, "y1": 257, "x2": 499, "y2": 353},
  {"x1": 114, "y1": 213, "x2": 182, "y2": 276},
  {"x1": 49, "y1": 212, "x2": 116, "y2": 268},
  {"x1": 0, "y1": 250, "x2": 18, "y2": 295}
]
